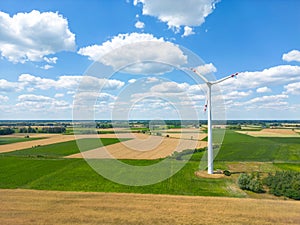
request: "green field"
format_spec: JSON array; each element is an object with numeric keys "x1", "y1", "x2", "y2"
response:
[
  {"x1": 0, "y1": 156, "x2": 240, "y2": 196},
  {"x1": 0, "y1": 137, "x2": 44, "y2": 145},
  {"x1": 0, "y1": 131, "x2": 299, "y2": 198},
  {"x1": 216, "y1": 130, "x2": 300, "y2": 162},
  {"x1": 175, "y1": 130, "x2": 300, "y2": 163}
]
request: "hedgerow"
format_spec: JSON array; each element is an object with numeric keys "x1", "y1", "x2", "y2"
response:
[
  {"x1": 264, "y1": 171, "x2": 300, "y2": 200},
  {"x1": 238, "y1": 172, "x2": 265, "y2": 193}
]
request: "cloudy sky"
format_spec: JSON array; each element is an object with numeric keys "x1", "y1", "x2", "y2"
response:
[{"x1": 0, "y1": 0, "x2": 300, "y2": 120}]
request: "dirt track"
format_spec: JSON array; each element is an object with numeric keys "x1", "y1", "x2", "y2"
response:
[{"x1": 0, "y1": 189, "x2": 299, "y2": 225}]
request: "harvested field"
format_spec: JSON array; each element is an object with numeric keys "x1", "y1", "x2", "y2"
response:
[
  {"x1": 164, "y1": 128, "x2": 200, "y2": 133},
  {"x1": 0, "y1": 134, "x2": 76, "y2": 154},
  {"x1": 0, "y1": 132, "x2": 207, "y2": 159},
  {"x1": 161, "y1": 132, "x2": 206, "y2": 140},
  {"x1": 236, "y1": 128, "x2": 300, "y2": 137},
  {"x1": 0, "y1": 133, "x2": 114, "y2": 154},
  {"x1": 0, "y1": 189, "x2": 299, "y2": 225},
  {"x1": 67, "y1": 133, "x2": 207, "y2": 159}
]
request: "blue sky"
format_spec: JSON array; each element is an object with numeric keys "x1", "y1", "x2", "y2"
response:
[{"x1": 0, "y1": 0, "x2": 300, "y2": 120}]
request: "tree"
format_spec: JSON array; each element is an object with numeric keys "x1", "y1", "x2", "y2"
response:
[{"x1": 0, "y1": 128, "x2": 15, "y2": 135}]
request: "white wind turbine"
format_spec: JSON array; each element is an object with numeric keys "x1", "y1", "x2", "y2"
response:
[{"x1": 190, "y1": 68, "x2": 238, "y2": 174}]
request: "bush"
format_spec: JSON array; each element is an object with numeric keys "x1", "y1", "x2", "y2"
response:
[
  {"x1": 0, "y1": 128, "x2": 15, "y2": 135},
  {"x1": 223, "y1": 170, "x2": 231, "y2": 176},
  {"x1": 264, "y1": 171, "x2": 300, "y2": 200},
  {"x1": 238, "y1": 172, "x2": 264, "y2": 193},
  {"x1": 41, "y1": 127, "x2": 66, "y2": 133},
  {"x1": 238, "y1": 173, "x2": 251, "y2": 190}
]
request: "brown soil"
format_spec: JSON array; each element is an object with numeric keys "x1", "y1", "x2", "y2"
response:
[
  {"x1": 0, "y1": 189, "x2": 299, "y2": 225},
  {"x1": 194, "y1": 170, "x2": 226, "y2": 179}
]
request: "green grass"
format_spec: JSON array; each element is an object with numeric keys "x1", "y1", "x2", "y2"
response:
[
  {"x1": 273, "y1": 163, "x2": 300, "y2": 172},
  {"x1": 0, "y1": 137, "x2": 44, "y2": 145},
  {"x1": 169, "y1": 130, "x2": 300, "y2": 163},
  {"x1": 0, "y1": 130, "x2": 299, "y2": 198},
  {"x1": 1, "y1": 138, "x2": 126, "y2": 158},
  {"x1": 215, "y1": 130, "x2": 300, "y2": 162},
  {"x1": 0, "y1": 156, "x2": 240, "y2": 197}
]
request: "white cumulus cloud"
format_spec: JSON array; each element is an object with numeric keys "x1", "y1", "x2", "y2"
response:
[
  {"x1": 249, "y1": 95, "x2": 288, "y2": 110},
  {"x1": 18, "y1": 74, "x2": 124, "y2": 91},
  {"x1": 128, "y1": 79, "x2": 137, "y2": 84},
  {"x1": 78, "y1": 33, "x2": 187, "y2": 75},
  {"x1": 150, "y1": 81, "x2": 189, "y2": 93},
  {"x1": 220, "y1": 65, "x2": 300, "y2": 92},
  {"x1": 182, "y1": 26, "x2": 195, "y2": 37},
  {"x1": 17, "y1": 94, "x2": 70, "y2": 111},
  {"x1": 54, "y1": 93, "x2": 65, "y2": 98},
  {"x1": 282, "y1": 50, "x2": 300, "y2": 62},
  {"x1": 18, "y1": 94, "x2": 53, "y2": 102},
  {"x1": 0, "y1": 95, "x2": 9, "y2": 102},
  {"x1": 284, "y1": 82, "x2": 300, "y2": 95},
  {"x1": 40, "y1": 64, "x2": 53, "y2": 70},
  {"x1": 195, "y1": 63, "x2": 217, "y2": 75},
  {"x1": 225, "y1": 90, "x2": 253, "y2": 100},
  {"x1": 135, "y1": 21, "x2": 145, "y2": 29},
  {"x1": 134, "y1": 0, "x2": 218, "y2": 33},
  {"x1": 256, "y1": 87, "x2": 272, "y2": 93},
  {"x1": 0, "y1": 10, "x2": 75, "y2": 63},
  {"x1": 0, "y1": 79, "x2": 21, "y2": 92}
]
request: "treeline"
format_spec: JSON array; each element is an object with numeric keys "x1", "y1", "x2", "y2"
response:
[
  {"x1": 238, "y1": 171, "x2": 300, "y2": 200},
  {"x1": 264, "y1": 171, "x2": 300, "y2": 200},
  {"x1": 0, "y1": 128, "x2": 15, "y2": 135},
  {"x1": 96, "y1": 123, "x2": 113, "y2": 129},
  {"x1": 19, "y1": 126, "x2": 66, "y2": 134}
]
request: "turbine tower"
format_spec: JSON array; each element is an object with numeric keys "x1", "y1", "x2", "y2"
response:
[{"x1": 191, "y1": 68, "x2": 238, "y2": 174}]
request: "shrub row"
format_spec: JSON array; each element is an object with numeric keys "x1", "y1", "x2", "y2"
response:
[
  {"x1": 238, "y1": 172, "x2": 265, "y2": 193},
  {"x1": 264, "y1": 171, "x2": 300, "y2": 200},
  {"x1": 0, "y1": 128, "x2": 15, "y2": 135}
]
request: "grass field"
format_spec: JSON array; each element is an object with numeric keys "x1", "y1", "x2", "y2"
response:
[
  {"x1": 177, "y1": 130, "x2": 300, "y2": 163},
  {"x1": 0, "y1": 130, "x2": 299, "y2": 225},
  {"x1": 215, "y1": 130, "x2": 300, "y2": 162},
  {"x1": 0, "y1": 156, "x2": 240, "y2": 197},
  {"x1": 0, "y1": 137, "x2": 43, "y2": 145},
  {"x1": 0, "y1": 130, "x2": 299, "y2": 198}
]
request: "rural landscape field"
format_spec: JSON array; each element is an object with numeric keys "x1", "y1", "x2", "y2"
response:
[
  {"x1": 0, "y1": 120, "x2": 299, "y2": 224},
  {"x1": 1, "y1": 1, "x2": 300, "y2": 224}
]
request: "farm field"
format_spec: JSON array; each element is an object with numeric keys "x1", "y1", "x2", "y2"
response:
[
  {"x1": 0, "y1": 133, "x2": 133, "y2": 154},
  {"x1": 0, "y1": 137, "x2": 44, "y2": 145},
  {"x1": 215, "y1": 130, "x2": 300, "y2": 162},
  {"x1": 2, "y1": 138, "x2": 124, "y2": 158},
  {"x1": 0, "y1": 133, "x2": 77, "y2": 154},
  {"x1": 67, "y1": 133, "x2": 207, "y2": 159},
  {"x1": 0, "y1": 128, "x2": 299, "y2": 224},
  {"x1": 0, "y1": 130, "x2": 299, "y2": 197},
  {"x1": 0, "y1": 156, "x2": 239, "y2": 196},
  {"x1": 237, "y1": 128, "x2": 300, "y2": 137},
  {"x1": 0, "y1": 189, "x2": 299, "y2": 225}
]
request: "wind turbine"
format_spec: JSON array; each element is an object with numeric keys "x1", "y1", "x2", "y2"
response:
[{"x1": 190, "y1": 68, "x2": 238, "y2": 174}]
